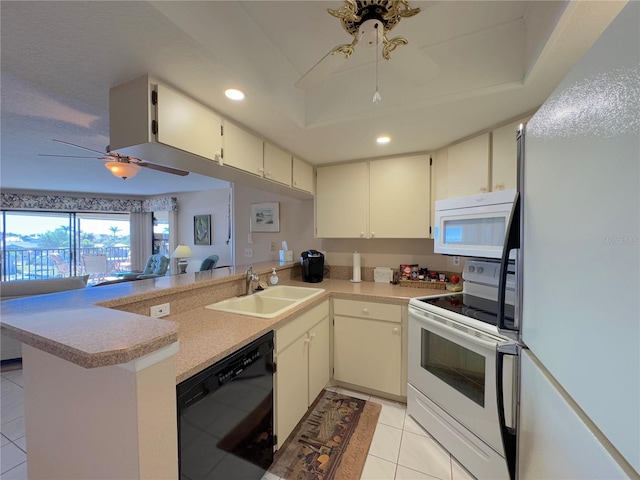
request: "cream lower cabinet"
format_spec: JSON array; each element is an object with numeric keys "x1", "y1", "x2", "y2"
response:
[
  {"x1": 333, "y1": 299, "x2": 403, "y2": 396},
  {"x1": 275, "y1": 301, "x2": 330, "y2": 448}
]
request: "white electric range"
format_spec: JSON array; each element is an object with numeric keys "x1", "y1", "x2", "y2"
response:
[{"x1": 407, "y1": 260, "x2": 515, "y2": 479}]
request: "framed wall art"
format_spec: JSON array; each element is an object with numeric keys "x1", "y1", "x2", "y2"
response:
[
  {"x1": 250, "y1": 202, "x2": 280, "y2": 232},
  {"x1": 194, "y1": 214, "x2": 212, "y2": 245}
]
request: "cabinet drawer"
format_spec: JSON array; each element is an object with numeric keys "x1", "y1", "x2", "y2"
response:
[
  {"x1": 333, "y1": 299, "x2": 401, "y2": 323},
  {"x1": 276, "y1": 301, "x2": 329, "y2": 353}
]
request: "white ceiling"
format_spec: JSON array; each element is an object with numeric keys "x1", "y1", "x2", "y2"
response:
[{"x1": 0, "y1": 1, "x2": 624, "y2": 196}]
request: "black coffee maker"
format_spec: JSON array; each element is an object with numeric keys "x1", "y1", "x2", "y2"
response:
[{"x1": 300, "y1": 250, "x2": 324, "y2": 283}]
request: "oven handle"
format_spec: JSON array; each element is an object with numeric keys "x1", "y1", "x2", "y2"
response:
[
  {"x1": 498, "y1": 192, "x2": 520, "y2": 336},
  {"x1": 410, "y1": 307, "x2": 500, "y2": 350},
  {"x1": 497, "y1": 341, "x2": 519, "y2": 480}
]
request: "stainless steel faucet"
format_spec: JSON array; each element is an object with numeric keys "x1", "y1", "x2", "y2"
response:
[{"x1": 245, "y1": 266, "x2": 259, "y2": 295}]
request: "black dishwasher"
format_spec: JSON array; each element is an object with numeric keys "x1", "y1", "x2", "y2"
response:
[{"x1": 177, "y1": 331, "x2": 274, "y2": 480}]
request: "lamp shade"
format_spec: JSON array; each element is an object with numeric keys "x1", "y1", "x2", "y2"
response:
[
  {"x1": 171, "y1": 245, "x2": 193, "y2": 259},
  {"x1": 105, "y1": 161, "x2": 141, "y2": 179}
]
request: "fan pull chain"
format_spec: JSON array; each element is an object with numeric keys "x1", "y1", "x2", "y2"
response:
[{"x1": 372, "y1": 23, "x2": 382, "y2": 104}]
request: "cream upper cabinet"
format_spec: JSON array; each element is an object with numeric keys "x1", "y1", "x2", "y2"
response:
[
  {"x1": 491, "y1": 118, "x2": 530, "y2": 191},
  {"x1": 316, "y1": 156, "x2": 431, "y2": 238},
  {"x1": 369, "y1": 155, "x2": 430, "y2": 238},
  {"x1": 263, "y1": 142, "x2": 292, "y2": 186},
  {"x1": 292, "y1": 157, "x2": 314, "y2": 194},
  {"x1": 156, "y1": 84, "x2": 222, "y2": 162},
  {"x1": 221, "y1": 120, "x2": 264, "y2": 177},
  {"x1": 333, "y1": 299, "x2": 403, "y2": 396},
  {"x1": 430, "y1": 147, "x2": 448, "y2": 238},
  {"x1": 446, "y1": 133, "x2": 491, "y2": 197},
  {"x1": 275, "y1": 302, "x2": 329, "y2": 448},
  {"x1": 316, "y1": 162, "x2": 368, "y2": 238}
]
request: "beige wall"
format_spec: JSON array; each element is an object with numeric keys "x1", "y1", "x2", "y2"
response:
[
  {"x1": 174, "y1": 188, "x2": 233, "y2": 270},
  {"x1": 320, "y1": 238, "x2": 463, "y2": 274},
  {"x1": 233, "y1": 183, "x2": 320, "y2": 264}
]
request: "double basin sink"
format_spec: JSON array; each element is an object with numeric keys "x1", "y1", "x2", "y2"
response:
[{"x1": 205, "y1": 285, "x2": 325, "y2": 319}]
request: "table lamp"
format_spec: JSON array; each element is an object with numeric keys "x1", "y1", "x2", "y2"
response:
[{"x1": 171, "y1": 245, "x2": 193, "y2": 274}]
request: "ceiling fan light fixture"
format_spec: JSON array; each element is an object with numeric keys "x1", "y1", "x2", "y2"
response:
[
  {"x1": 105, "y1": 161, "x2": 140, "y2": 180},
  {"x1": 225, "y1": 88, "x2": 245, "y2": 101},
  {"x1": 359, "y1": 19, "x2": 383, "y2": 47},
  {"x1": 377, "y1": 136, "x2": 391, "y2": 144}
]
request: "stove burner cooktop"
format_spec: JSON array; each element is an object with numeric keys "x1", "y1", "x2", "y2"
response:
[{"x1": 418, "y1": 294, "x2": 514, "y2": 329}]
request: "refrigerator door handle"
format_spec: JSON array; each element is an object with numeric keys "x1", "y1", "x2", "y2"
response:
[
  {"x1": 498, "y1": 191, "x2": 520, "y2": 337},
  {"x1": 497, "y1": 341, "x2": 519, "y2": 480}
]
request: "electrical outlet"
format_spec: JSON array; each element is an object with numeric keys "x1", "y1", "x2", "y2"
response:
[
  {"x1": 245, "y1": 248, "x2": 253, "y2": 258},
  {"x1": 150, "y1": 303, "x2": 170, "y2": 318},
  {"x1": 270, "y1": 242, "x2": 277, "y2": 252},
  {"x1": 453, "y1": 256, "x2": 460, "y2": 266}
]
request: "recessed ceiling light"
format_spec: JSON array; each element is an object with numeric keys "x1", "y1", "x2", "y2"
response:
[
  {"x1": 377, "y1": 136, "x2": 390, "y2": 144},
  {"x1": 225, "y1": 89, "x2": 245, "y2": 101}
]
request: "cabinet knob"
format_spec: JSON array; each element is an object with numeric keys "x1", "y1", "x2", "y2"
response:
[
  {"x1": 266, "y1": 170, "x2": 272, "y2": 177},
  {"x1": 360, "y1": 232, "x2": 365, "y2": 237},
  {"x1": 294, "y1": 181, "x2": 298, "y2": 186},
  {"x1": 393, "y1": 327, "x2": 399, "y2": 334},
  {"x1": 258, "y1": 167, "x2": 265, "y2": 173},
  {"x1": 362, "y1": 308, "x2": 369, "y2": 315},
  {"x1": 371, "y1": 232, "x2": 375, "y2": 237},
  {"x1": 309, "y1": 333, "x2": 316, "y2": 339},
  {"x1": 494, "y1": 183, "x2": 504, "y2": 190},
  {"x1": 304, "y1": 338, "x2": 310, "y2": 344},
  {"x1": 479, "y1": 187, "x2": 488, "y2": 193}
]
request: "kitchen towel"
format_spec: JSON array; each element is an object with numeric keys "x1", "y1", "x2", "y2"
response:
[{"x1": 351, "y1": 251, "x2": 361, "y2": 283}]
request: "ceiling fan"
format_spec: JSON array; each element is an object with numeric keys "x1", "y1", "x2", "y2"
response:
[
  {"x1": 295, "y1": 0, "x2": 439, "y2": 90},
  {"x1": 39, "y1": 139, "x2": 189, "y2": 180}
]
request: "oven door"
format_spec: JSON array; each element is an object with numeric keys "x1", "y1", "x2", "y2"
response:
[{"x1": 408, "y1": 305, "x2": 512, "y2": 454}]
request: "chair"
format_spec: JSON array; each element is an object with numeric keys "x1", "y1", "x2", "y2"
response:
[
  {"x1": 199, "y1": 255, "x2": 220, "y2": 271},
  {"x1": 49, "y1": 253, "x2": 71, "y2": 278},
  {"x1": 135, "y1": 254, "x2": 169, "y2": 279},
  {"x1": 83, "y1": 254, "x2": 108, "y2": 283}
]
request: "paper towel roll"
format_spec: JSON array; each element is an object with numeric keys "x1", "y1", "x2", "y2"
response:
[{"x1": 351, "y1": 251, "x2": 361, "y2": 283}]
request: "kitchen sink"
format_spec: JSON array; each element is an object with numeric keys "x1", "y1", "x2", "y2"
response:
[
  {"x1": 205, "y1": 285, "x2": 325, "y2": 319},
  {"x1": 258, "y1": 285, "x2": 324, "y2": 300}
]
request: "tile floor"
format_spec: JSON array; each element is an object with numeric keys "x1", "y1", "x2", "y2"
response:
[
  {"x1": 0, "y1": 371, "x2": 474, "y2": 480},
  {"x1": 0, "y1": 369, "x2": 26, "y2": 479}
]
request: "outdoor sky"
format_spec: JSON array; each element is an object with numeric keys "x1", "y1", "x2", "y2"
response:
[{"x1": 3, "y1": 214, "x2": 130, "y2": 236}]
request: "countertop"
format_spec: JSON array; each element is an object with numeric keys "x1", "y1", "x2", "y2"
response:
[
  {"x1": 0, "y1": 264, "x2": 445, "y2": 377},
  {"x1": 170, "y1": 278, "x2": 445, "y2": 383}
]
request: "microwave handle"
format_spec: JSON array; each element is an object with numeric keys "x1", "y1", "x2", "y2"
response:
[
  {"x1": 496, "y1": 342, "x2": 519, "y2": 480},
  {"x1": 498, "y1": 192, "x2": 520, "y2": 335}
]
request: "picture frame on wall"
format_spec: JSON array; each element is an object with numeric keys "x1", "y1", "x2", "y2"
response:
[
  {"x1": 250, "y1": 202, "x2": 280, "y2": 233},
  {"x1": 194, "y1": 214, "x2": 212, "y2": 245}
]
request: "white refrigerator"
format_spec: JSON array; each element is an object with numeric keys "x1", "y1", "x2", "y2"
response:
[{"x1": 497, "y1": 2, "x2": 639, "y2": 478}]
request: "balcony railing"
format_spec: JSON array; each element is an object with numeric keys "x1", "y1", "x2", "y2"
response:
[{"x1": 1, "y1": 247, "x2": 130, "y2": 282}]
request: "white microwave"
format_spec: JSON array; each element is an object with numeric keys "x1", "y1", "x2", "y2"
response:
[{"x1": 434, "y1": 189, "x2": 517, "y2": 259}]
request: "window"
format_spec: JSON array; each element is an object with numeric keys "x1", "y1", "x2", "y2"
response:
[{"x1": 1, "y1": 211, "x2": 130, "y2": 285}]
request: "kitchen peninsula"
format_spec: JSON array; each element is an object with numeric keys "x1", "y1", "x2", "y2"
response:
[{"x1": 0, "y1": 262, "x2": 441, "y2": 479}]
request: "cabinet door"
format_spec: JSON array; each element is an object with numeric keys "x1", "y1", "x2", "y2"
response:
[
  {"x1": 446, "y1": 133, "x2": 490, "y2": 197},
  {"x1": 316, "y1": 162, "x2": 368, "y2": 238},
  {"x1": 156, "y1": 84, "x2": 222, "y2": 161},
  {"x1": 334, "y1": 316, "x2": 402, "y2": 395},
  {"x1": 263, "y1": 143, "x2": 292, "y2": 186},
  {"x1": 369, "y1": 155, "x2": 430, "y2": 238},
  {"x1": 222, "y1": 121, "x2": 264, "y2": 176},
  {"x1": 308, "y1": 316, "x2": 330, "y2": 405},
  {"x1": 431, "y1": 147, "x2": 449, "y2": 238},
  {"x1": 275, "y1": 334, "x2": 309, "y2": 448},
  {"x1": 491, "y1": 119, "x2": 530, "y2": 191},
  {"x1": 292, "y1": 157, "x2": 314, "y2": 194}
]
